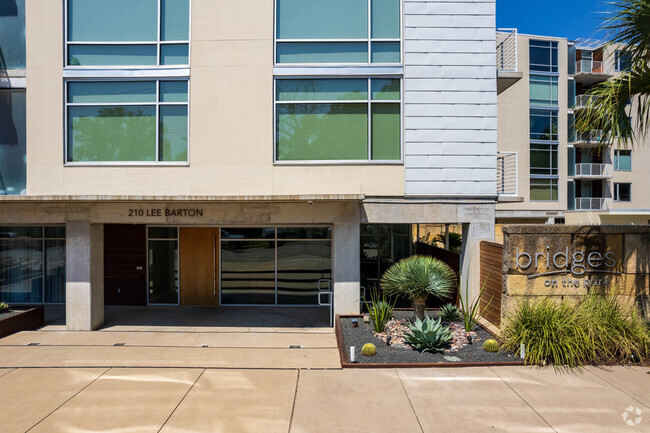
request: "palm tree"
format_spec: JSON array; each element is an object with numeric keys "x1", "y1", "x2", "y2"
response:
[
  {"x1": 575, "y1": 0, "x2": 650, "y2": 148},
  {"x1": 381, "y1": 256, "x2": 456, "y2": 320}
]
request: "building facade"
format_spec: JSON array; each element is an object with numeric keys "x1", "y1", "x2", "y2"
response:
[
  {"x1": 0, "y1": 0, "x2": 498, "y2": 329},
  {"x1": 496, "y1": 30, "x2": 650, "y2": 238}
]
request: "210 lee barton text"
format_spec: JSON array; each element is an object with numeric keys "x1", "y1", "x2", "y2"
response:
[{"x1": 128, "y1": 208, "x2": 204, "y2": 217}]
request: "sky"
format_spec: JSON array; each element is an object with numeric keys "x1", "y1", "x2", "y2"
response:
[{"x1": 496, "y1": 0, "x2": 616, "y2": 41}]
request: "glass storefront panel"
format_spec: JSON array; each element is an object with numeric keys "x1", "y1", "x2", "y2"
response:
[
  {"x1": 148, "y1": 239, "x2": 178, "y2": 304},
  {"x1": 221, "y1": 241, "x2": 275, "y2": 305},
  {"x1": 277, "y1": 241, "x2": 331, "y2": 305},
  {"x1": 45, "y1": 240, "x2": 66, "y2": 302},
  {"x1": 0, "y1": 239, "x2": 43, "y2": 303}
]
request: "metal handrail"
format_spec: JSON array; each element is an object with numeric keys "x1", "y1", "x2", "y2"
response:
[
  {"x1": 576, "y1": 60, "x2": 609, "y2": 75},
  {"x1": 496, "y1": 29, "x2": 517, "y2": 72},
  {"x1": 575, "y1": 197, "x2": 610, "y2": 210},
  {"x1": 574, "y1": 163, "x2": 611, "y2": 177},
  {"x1": 317, "y1": 278, "x2": 333, "y2": 327}
]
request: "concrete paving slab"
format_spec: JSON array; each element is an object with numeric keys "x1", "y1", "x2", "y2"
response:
[
  {"x1": 491, "y1": 366, "x2": 647, "y2": 433},
  {"x1": 397, "y1": 367, "x2": 555, "y2": 433},
  {"x1": 29, "y1": 368, "x2": 202, "y2": 433},
  {"x1": 0, "y1": 329, "x2": 336, "y2": 348},
  {"x1": 161, "y1": 369, "x2": 297, "y2": 433},
  {"x1": 586, "y1": 366, "x2": 650, "y2": 408},
  {"x1": 0, "y1": 345, "x2": 341, "y2": 369},
  {"x1": 0, "y1": 368, "x2": 106, "y2": 433},
  {"x1": 290, "y1": 369, "x2": 423, "y2": 433}
]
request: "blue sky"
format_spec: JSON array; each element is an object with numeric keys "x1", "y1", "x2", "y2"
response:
[{"x1": 496, "y1": 0, "x2": 615, "y2": 41}]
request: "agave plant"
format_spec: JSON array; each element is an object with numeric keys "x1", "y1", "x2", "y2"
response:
[
  {"x1": 439, "y1": 303, "x2": 462, "y2": 322},
  {"x1": 403, "y1": 316, "x2": 454, "y2": 353},
  {"x1": 381, "y1": 255, "x2": 456, "y2": 320}
]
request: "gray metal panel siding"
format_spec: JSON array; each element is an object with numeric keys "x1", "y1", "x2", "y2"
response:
[{"x1": 404, "y1": 0, "x2": 497, "y2": 196}]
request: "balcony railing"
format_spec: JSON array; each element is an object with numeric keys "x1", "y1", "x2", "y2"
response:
[
  {"x1": 496, "y1": 151, "x2": 517, "y2": 196},
  {"x1": 496, "y1": 29, "x2": 517, "y2": 72},
  {"x1": 576, "y1": 60, "x2": 610, "y2": 75},
  {"x1": 576, "y1": 130, "x2": 605, "y2": 144},
  {"x1": 574, "y1": 163, "x2": 612, "y2": 177},
  {"x1": 574, "y1": 94, "x2": 600, "y2": 109},
  {"x1": 575, "y1": 197, "x2": 610, "y2": 210}
]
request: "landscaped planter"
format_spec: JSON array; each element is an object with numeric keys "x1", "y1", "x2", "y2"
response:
[
  {"x1": 336, "y1": 311, "x2": 523, "y2": 368},
  {"x1": 0, "y1": 307, "x2": 45, "y2": 339}
]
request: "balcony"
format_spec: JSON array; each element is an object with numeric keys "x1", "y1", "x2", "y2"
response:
[
  {"x1": 575, "y1": 197, "x2": 611, "y2": 211},
  {"x1": 496, "y1": 29, "x2": 522, "y2": 95},
  {"x1": 573, "y1": 94, "x2": 600, "y2": 109},
  {"x1": 573, "y1": 163, "x2": 612, "y2": 179},
  {"x1": 574, "y1": 130, "x2": 607, "y2": 147},
  {"x1": 575, "y1": 60, "x2": 613, "y2": 85},
  {"x1": 496, "y1": 151, "x2": 520, "y2": 200}
]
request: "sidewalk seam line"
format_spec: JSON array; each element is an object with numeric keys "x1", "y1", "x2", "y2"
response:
[
  {"x1": 287, "y1": 369, "x2": 301, "y2": 433},
  {"x1": 157, "y1": 368, "x2": 206, "y2": 433},
  {"x1": 489, "y1": 367, "x2": 558, "y2": 433},
  {"x1": 396, "y1": 369, "x2": 425, "y2": 433},
  {"x1": 585, "y1": 367, "x2": 650, "y2": 409},
  {"x1": 25, "y1": 367, "x2": 112, "y2": 433}
]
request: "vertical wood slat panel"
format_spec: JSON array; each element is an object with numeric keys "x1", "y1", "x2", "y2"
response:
[{"x1": 480, "y1": 240, "x2": 503, "y2": 327}]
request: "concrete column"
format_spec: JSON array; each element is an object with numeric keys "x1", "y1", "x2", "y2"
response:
[
  {"x1": 66, "y1": 221, "x2": 104, "y2": 330},
  {"x1": 332, "y1": 216, "x2": 361, "y2": 316}
]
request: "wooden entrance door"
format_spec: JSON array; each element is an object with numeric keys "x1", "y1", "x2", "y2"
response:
[{"x1": 179, "y1": 228, "x2": 220, "y2": 305}]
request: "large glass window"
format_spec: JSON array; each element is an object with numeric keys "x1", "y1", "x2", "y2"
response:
[
  {"x1": 529, "y1": 40, "x2": 558, "y2": 73},
  {"x1": 147, "y1": 226, "x2": 178, "y2": 304},
  {"x1": 614, "y1": 183, "x2": 631, "y2": 202},
  {"x1": 0, "y1": 90, "x2": 26, "y2": 195},
  {"x1": 66, "y1": 80, "x2": 188, "y2": 163},
  {"x1": 66, "y1": 0, "x2": 189, "y2": 66},
  {"x1": 568, "y1": 79, "x2": 575, "y2": 109},
  {"x1": 530, "y1": 109, "x2": 558, "y2": 141},
  {"x1": 275, "y1": 0, "x2": 400, "y2": 64},
  {"x1": 530, "y1": 178, "x2": 558, "y2": 201},
  {"x1": 275, "y1": 78, "x2": 401, "y2": 161},
  {"x1": 529, "y1": 75, "x2": 558, "y2": 107},
  {"x1": 0, "y1": 0, "x2": 25, "y2": 69},
  {"x1": 0, "y1": 226, "x2": 66, "y2": 303},
  {"x1": 220, "y1": 227, "x2": 332, "y2": 305},
  {"x1": 614, "y1": 150, "x2": 631, "y2": 171},
  {"x1": 530, "y1": 143, "x2": 558, "y2": 176}
]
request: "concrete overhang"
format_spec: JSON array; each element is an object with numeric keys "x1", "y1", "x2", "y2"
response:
[
  {"x1": 0, "y1": 194, "x2": 366, "y2": 203},
  {"x1": 497, "y1": 70, "x2": 523, "y2": 95}
]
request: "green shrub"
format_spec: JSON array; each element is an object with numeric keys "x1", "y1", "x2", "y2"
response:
[
  {"x1": 439, "y1": 303, "x2": 462, "y2": 322},
  {"x1": 361, "y1": 343, "x2": 377, "y2": 356},
  {"x1": 0, "y1": 302, "x2": 10, "y2": 314},
  {"x1": 381, "y1": 256, "x2": 456, "y2": 320},
  {"x1": 501, "y1": 294, "x2": 650, "y2": 369},
  {"x1": 403, "y1": 316, "x2": 454, "y2": 353},
  {"x1": 364, "y1": 288, "x2": 396, "y2": 333}
]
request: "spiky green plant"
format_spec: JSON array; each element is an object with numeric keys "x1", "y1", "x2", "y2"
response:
[
  {"x1": 458, "y1": 271, "x2": 491, "y2": 332},
  {"x1": 403, "y1": 316, "x2": 454, "y2": 353},
  {"x1": 439, "y1": 303, "x2": 462, "y2": 322},
  {"x1": 0, "y1": 302, "x2": 10, "y2": 314},
  {"x1": 363, "y1": 287, "x2": 396, "y2": 333},
  {"x1": 576, "y1": 0, "x2": 650, "y2": 149},
  {"x1": 381, "y1": 256, "x2": 456, "y2": 320},
  {"x1": 361, "y1": 343, "x2": 377, "y2": 357},
  {"x1": 483, "y1": 339, "x2": 500, "y2": 353}
]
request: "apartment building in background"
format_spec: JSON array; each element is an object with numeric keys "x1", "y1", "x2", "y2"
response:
[
  {"x1": 495, "y1": 30, "x2": 650, "y2": 238},
  {"x1": 0, "y1": 0, "x2": 498, "y2": 329}
]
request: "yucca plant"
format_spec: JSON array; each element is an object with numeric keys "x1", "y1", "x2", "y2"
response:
[
  {"x1": 458, "y1": 271, "x2": 491, "y2": 332},
  {"x1": 439, "y1": 303, "x2": 462, "y2": 322},
  {"x1": 363, "y1": 287, "x2": 396, "y2": 333},
  {"x1": 403, "y1": 316, "x2": 454, "y2": 353},
  {"x1": 381, "y1": 256, "x2": 456, "y2": 320}
]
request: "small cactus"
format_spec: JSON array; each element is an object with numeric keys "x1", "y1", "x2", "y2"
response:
[
  {"x1": 483, "y1": 339, "x2": 499, "y2": 353},
  {"x1": 361, "y1": 343, "x2": 377, "y2": 357}
]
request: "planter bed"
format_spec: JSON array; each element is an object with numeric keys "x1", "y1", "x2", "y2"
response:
[
  {"x1": 337, "y1": 311, "x2": 522, "y2": 368},
  {"x1": 0, "y1": 307, "x2": 45, "y2": 339}
]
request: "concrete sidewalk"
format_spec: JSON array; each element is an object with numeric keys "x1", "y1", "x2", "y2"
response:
[{"x1": 0, "y1": 365, "x2": 647, "y2": 433}]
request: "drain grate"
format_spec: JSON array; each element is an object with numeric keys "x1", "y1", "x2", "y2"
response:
[
  {"x1": 201, "y1": 345, "x2": 209, "y2": 348},
  {"x1": 289, "y1": 345, "x2": 302, "y2": 349},
  {"x1": 27, "y1": 343, "x2": 40, "y2": 346},
  {"x1": 113, "y1": 343, "x2": 126, "y2": 346}
]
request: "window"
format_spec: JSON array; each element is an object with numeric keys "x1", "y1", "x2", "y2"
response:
[
  {"x1": 275, "y1": 78, "x2": 401, "y2": 161},
  {"x1": 567, "y1": 79, "x2": 575, "y2": 109},
  {"x1": 614, "y1": 183, "x2": 631, "y2": 202},
  {"x1": 568, "y1": 44, "x2": 576, "y2": 75},
  {"x1": 530, "y1": 109, "x2": 558, "y2": 141},
  {"x1": 530, "y1": 178, "x2": 558, "y2": 201},
  {"x1": 530, "y1": 143, "x2": 558, "y2": 176},
  {"x1": 66, "y1": 0, "x2": 189, "y2": 66},
  {"x1": 614, "y1": 150, "x2": 631, "y2": 171},
  {"x1": 0, "y1": 226, "x2": 66, "y2": 303},
  {"x1": 568, "y1": 112, "x2": 576, "y2": 143},
  {"x1": 530, "y1": 75, "x2": 558, "y2": 107},
  {"x1": 66, "y1": 80, "x2": 188, "y2": 163},
  {"x1": 0, "y1": 90, "x2": 26, "y2": 195},
  {"x1": 615, "y1": 50, "x2": 632, "y2": 72},
  {"x1": 529, "y1": 40, "x2": 558, "y2": 73},
  {"x1": 275, "y1": 0, "x2": 400, "y2": 64},
  {"x1": 0, "y1": 0, "x2": 25, "y2": 69}
]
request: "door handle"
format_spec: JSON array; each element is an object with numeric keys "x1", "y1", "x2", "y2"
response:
[{"x1": 213, "y1": 235, "x2": 217, "y2": 298}]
